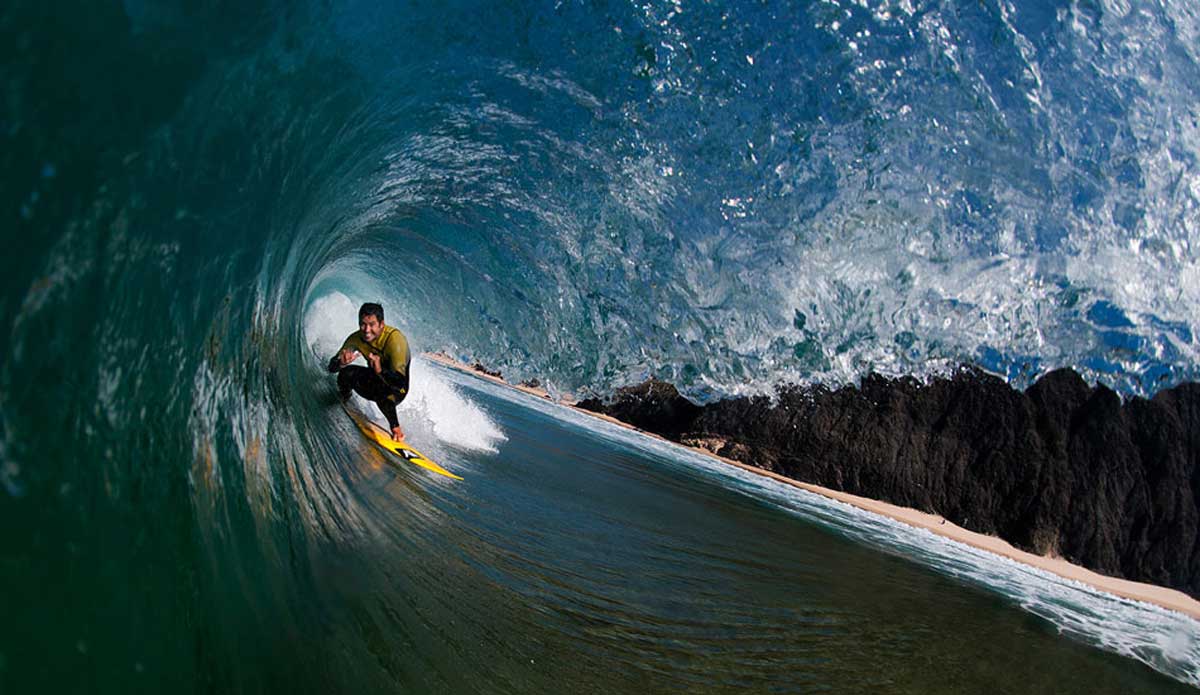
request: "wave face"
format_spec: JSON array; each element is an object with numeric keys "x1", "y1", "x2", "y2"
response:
[{"x1": 3, "y1": 0, "x2": 1200, "y2": 690}]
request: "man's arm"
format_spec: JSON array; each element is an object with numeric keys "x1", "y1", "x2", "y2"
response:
[{"x1": 327, "y1": 336, "x2": 359, "y2": 373}]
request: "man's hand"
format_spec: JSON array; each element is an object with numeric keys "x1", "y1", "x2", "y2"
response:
[
  {"x1": 328, "y1": 348, "x2": 359, "y2": 373},
  {"x1": 367, "y1": 352, "x2": 382, "y2": 374}
]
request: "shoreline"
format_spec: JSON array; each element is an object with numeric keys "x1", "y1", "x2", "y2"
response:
[{"x1": 421, "y1": 352, "x2": 1200, "y2": 622}]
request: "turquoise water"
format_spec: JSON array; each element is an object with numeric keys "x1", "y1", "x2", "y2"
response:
[{"x1": 4, "y1": 0, "x2": 1200, "y2": 690}]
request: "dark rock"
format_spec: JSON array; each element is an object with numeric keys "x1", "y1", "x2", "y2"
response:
[
  {"x1": 584, "y1": 366, "x2": 1200, "y2": 598},
  {"x1": 575, "y1": 396, "x2": 606, "y2": 412},
  {"x1": 578, "y1": 378, "x2": 702, "y2": 438}
]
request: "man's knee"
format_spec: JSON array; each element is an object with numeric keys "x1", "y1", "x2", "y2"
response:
[{"x1": 337, "y1": 366, "x2": 364, "y2": 394}]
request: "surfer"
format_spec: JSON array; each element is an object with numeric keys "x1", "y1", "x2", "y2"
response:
[{"x1": 327, "y1": 302, "x2": 411, "y2": 441}]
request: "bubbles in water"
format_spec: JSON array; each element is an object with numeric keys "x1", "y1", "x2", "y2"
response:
[
  {"x1": 304, "y1": 291, "x2": 361, "y2": 364},
  {"x1": 407, "y1": 360, "x2": 506, "y2": 454}
]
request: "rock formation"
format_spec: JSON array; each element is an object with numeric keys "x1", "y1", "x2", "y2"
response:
[{"x1": 578, "y1": 367, "x2": 1200, "y2": 598}]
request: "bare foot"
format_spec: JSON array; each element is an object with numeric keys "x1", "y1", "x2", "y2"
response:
[{"x1": 391, "y1": 426, "x2": 405, "y2": 441}]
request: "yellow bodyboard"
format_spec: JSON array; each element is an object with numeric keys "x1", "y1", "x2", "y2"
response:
[{"x1": 343, "y1": 405, "x2": 462, "y2": 480}]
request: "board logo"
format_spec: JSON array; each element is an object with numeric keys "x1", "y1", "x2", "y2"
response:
[{"x1": 399, "y1": 448, "x2": 425, "y2": 463}]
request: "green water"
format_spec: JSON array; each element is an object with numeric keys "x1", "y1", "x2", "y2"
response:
[
  {"x1": 4, "y1": 0, "x2": 1199, "y2": 690},
  {"x1": 3, "y1": 363, "x2": 1194, "y2": 692}
]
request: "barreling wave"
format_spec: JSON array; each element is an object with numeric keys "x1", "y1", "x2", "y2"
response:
[{"x1": 3, "y1": 0, "x2": 1200, "y2": 690}]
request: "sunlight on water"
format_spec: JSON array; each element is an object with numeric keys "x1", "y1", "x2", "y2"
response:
[{"x1": 5, "y1": 0, "x2": 1200, "y2": 690}]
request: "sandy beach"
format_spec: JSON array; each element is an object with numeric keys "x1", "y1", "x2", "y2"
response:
[{"x1": 424, "y1": 351, "x2": 1200, "y2": 622}]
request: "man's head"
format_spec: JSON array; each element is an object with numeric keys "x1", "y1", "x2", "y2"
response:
[{"x1": 358, "y1": 303, "x2": 385, "y2": 342}]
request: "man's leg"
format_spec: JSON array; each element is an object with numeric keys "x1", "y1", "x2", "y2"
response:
[
  {"x1": 337, "y1": 365, "x2": 370, "y2": 401},
  {"x1": 377, "y1": 381, "x2": 409, "y2": 440},
  {"x1": 337, "y1": 366, "x2": 393, "y2": 402},
  {"x1": 338, "y1": 366, "x2": 405, "y2": 440},
  {"x1": 377, "y1": 398, "x2": 400, "y2": 431}
]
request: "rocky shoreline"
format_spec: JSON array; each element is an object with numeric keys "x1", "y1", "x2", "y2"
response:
[{"x1": 577, "y1": 367, "x2": 1200, "y2": 600}]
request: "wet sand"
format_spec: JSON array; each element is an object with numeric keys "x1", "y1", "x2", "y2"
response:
[{"x1": 422, "y1": 352, "x2": 1200, "y2": 621}]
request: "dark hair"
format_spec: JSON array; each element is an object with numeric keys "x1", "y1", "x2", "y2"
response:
[{"x1": 359, "y1": 302, "x2": 385, "y2": 323}]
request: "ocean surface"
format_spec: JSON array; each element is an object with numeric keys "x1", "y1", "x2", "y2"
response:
[{"x1": 3, "y1": 0, "x2": 1200, "y2": 690}]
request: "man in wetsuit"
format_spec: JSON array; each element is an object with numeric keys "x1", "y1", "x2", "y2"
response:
[{"x1": 327, "y1": 302, "x2": 411, "y2": 441}]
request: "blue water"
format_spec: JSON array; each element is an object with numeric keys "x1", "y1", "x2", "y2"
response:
[{"x1": 3, "y1": 0, "x2": 1200, "y2": 690}]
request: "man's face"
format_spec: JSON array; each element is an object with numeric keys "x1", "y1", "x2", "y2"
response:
[{"x1": 360, "y1": 314, "x2": 382, "y2": 342}]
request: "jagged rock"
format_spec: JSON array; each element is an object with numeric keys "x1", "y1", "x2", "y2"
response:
[
  {"x1": 577, "y1": 378, "x2": 701, "y2": 437},
  {"x1": 583, "y1": 366, "x2": 1200, "y2": 599},
  {"x1": 680, "y1": 435, "x2": 728, "y2": 454}
]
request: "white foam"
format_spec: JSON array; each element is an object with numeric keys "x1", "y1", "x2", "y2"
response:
[
  {"x1": 304, "y1": 291, "x2": 362, "y2": 364},
  {"x1": 405, "y1": 359, "x2": 506, "y2": 453}
]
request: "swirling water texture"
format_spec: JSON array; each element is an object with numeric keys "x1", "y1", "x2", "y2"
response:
[{"x1": 2, "y1": 0, "x2": 1200, "y2": 691}]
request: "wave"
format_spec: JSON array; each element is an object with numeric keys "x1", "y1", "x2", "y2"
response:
[{"x1": 4, "y1": 0, "x2": 1200, "y2": 689}]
